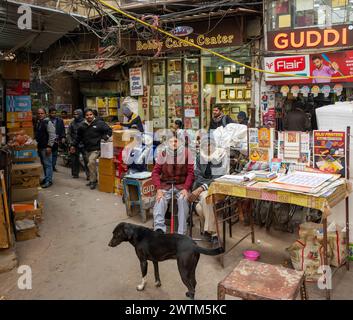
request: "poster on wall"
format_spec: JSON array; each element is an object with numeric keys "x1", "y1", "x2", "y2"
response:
[
  {"x1": 249, "y1": 128, "x2": 274, "y2": 163},
  {"x1": 55, "y1": 104, "x2": 72, "y2": 115},
  {"x1": 6, "y1": 96, "x2": 31, "y2": 112},
  {"x1": 129, "y1": 68, "x2": 144, "y2": 96},
  {"x1": 313, "y1": 130, "x2": 346, "y2": 177},
  {"x1": 264, "y1": 50, "x2": 353, "y2": 85}
]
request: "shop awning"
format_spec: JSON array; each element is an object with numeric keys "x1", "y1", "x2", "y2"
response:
[{"x1": 0, "y1": 0, "x2": 84, "y2": 53}]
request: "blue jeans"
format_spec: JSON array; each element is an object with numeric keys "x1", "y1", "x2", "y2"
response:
[{"x1": 39, "y1": 149, "x2": 53, "y2": 184}]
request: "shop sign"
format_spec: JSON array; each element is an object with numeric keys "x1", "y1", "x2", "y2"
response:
[
  {"x1": 6, "y1": 95, "x2": 31, "y2": 112},
  {"x1": 129, "y1": 68, "x2": 143, "y2": 96},
  {"x1": 171, "y1": 26, "x2": 194, "y2": 37},
  {"x1": 265, "y1": 50, "x2": 353, "y2": 84},
  {"x1": 6, "y1": 80, "x2": 30, "y2": 96},
  {"x1": 125, "y1": 18, "x2": 243, "y2": 54},
  {"x1": 267, "y1": 25, "x2": 353, "y2": 51}
]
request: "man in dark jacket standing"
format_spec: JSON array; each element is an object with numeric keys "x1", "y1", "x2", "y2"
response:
[
  {"x1": 67, "y1": 109, "x2": 89, "y2": 179},
  {"x1": 209, "y1": 106, "x2": 234, "y2": 130},
  {"x1": 49, "y1": 107, "x2": 65, "y2": 172},
  {"x1": 35, "y1": 108, "x2": 56, "y2": 188},
  {"x1": 72, "y1": 109, "x2": 112, "y2": 189},
  {"x1": 283, "y1": 101, "x2": 311, "y2": 131}
]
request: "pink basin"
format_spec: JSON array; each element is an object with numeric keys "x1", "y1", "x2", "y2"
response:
[{"x1": 243, "y1": 250, "x2": 260, "y2": 261}]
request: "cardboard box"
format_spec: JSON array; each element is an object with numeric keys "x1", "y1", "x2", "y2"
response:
[
  {"x1": 99, "y1": 174, "x2": 115, "y2": 193},
  {"x1": 8, "y1": 127, "x2": 34, "y2": 138},
  {"x1": 12, "y1": 187, "x2": 38, "y2": 202},
  {"x1": 11, "y1": 163, "x2": 42, "y2": 178},
  {"x1": 7, "y1": 122, "x2": 33, "y2": 129},
  {"x1": 7, "y1": 112, "x2": 32, "y2": 123},
  {"x1": 100, "y1": 141, "x2": 113, "y2": 159},
  {"x1": 6, "y1": 96, "x2": 31, "y2": 112},
  {"x1": 11, "y1": 176, "x2": 40, "y2": 188},
  {"x1": 12, "y1": 144, "x2": 38, "y2": 162},
  {"x1": 15, "y1": 219, "x2": 39, "y2": 241},
  {"x1": 2, "y1": 62, "x2": 30, "y2": 80},
  {"x1": 12, "y1": 202, "x2": 43, "y2": 223},
  {"x1": 98, "y1": 158, "x2": 115, "y2": 176},
  {"x1": 113, "y1": 129, "x2": 139, "y2": 148}
]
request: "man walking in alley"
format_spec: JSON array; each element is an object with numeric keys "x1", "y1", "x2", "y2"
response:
[
  {"x1": 72, "y1": 109, "x2": 112, "y2": 190},
  {"x1": 35, "y1": 108, "x2": 56, "y2": 188},
  {"x1": 209, "y1": 105, "x2": 234, "y2": 130},
  {"x1": 49, "y1": 107, "x2": 65, "y2": 172},
  {"x1": 67, "y1": 109, "x2": 89, "y2": 179}
]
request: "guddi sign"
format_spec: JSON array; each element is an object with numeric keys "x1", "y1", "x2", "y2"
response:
[{"x1": 267, "y1": 25, "x2": 353, "y2": 51}]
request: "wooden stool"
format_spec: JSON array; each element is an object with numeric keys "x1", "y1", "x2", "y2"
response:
[{"x1": 218, "y1": 259, "x2": 308, "y2": 300}]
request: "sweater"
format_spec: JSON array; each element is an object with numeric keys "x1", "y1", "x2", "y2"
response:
[{"x1": 152, "y1": 148, "x2": 194, "y2": 191}]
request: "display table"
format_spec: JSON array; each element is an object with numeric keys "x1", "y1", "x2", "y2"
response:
[{"x1": 207, "y1": 178, "x2": 351, "y2": 300}]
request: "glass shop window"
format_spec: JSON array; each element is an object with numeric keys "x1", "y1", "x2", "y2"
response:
[{"x1": 267, "y1": 0, "x2": 353, "y2": 31}]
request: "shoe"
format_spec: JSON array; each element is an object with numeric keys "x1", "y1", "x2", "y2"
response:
[
  {"x1": 72, "y1": 175, "x2": 79, "y2": 179},
  {"x1": 41, "y1": 181, "x2": 52, "y2": 188},
  {"x1": 53, "y1": 167, "x2": 58, "y2": 172},
  {"x1": 155, "y1": 229, "x2": 165, "y2": 235},
  {"x1": 86, "y1": 176, "x2": 90, "y2": 181},
  {"x1": 90, "y1": 183, "x2": 97, "y2": 190},
  {"x1": 40, "y1": 179, "x2": 46, "y2": 185}
]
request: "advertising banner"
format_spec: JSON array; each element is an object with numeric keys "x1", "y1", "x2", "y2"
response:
[
  {"x1": 265, "y1": 50, "x2": 353, "y2": 84},
  {"x1": 6, "y1": 80, "x2": 30, "y2": 96},
  {"x1": 313, "y1": 131, "x2": 346, "y2": 177},
  {"x1": 129, "y1": 68, "x2": 144, "y2": 96}
]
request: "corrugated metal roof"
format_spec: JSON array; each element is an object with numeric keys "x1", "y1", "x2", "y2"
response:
[{"x1": 0, "y1": 0, "x2": 83, "y2": 53}]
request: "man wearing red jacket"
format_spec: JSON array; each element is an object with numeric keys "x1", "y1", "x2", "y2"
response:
[{"x1": 152, "y1": 134, "x2": 194, "y2": 235}]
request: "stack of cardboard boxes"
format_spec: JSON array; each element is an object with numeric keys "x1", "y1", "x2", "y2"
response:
[
  {"x1": 113, "y1": 129, "x2": 139, "y2": 196},
  {"x1": 97, "y1": 129, "x2": 139, "y2": 195},
  {"x1": 6, "y1": 80, "x2": 34, "y2": 138},
  {"x1": 11, "y1": 163, "x2": 43, "y2": 241}
]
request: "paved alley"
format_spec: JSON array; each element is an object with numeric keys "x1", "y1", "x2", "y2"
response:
[{"x1": 0, "y1": 165, "x2": 352, "y2": 300}]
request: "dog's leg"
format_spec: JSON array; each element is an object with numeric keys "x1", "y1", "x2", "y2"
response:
[
  {"x1": 153, "y1": 261, "x2": 161, "y2": 287},
  {"x1": 137, "y1": 260, "x2": 148, "y2": 291},
  {"x1": 177, "y1": 257, "x2": 196, "y2": 300}
]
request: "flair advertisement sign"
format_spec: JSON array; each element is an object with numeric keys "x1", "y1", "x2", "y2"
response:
[
  {"x1": 264, "y1": 55, "x2": 310, "y2": 82},
  {"x1": 265, "y1": 50, "x2": 353, "y2": 84}
]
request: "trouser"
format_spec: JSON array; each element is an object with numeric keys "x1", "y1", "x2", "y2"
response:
[
  {"x1": 153, "y1": 187, "x2": 189, "y2": 235},
  {"x1": 86, "y1": 150, "x2": 100, "y2": 183},
  {"x1": 52, "y1": 143, "x2": 58, "y2": 169},
  {"x1": 38, "y1": 148, "x2": 53, "y2": 184},
  {"x1": 71, "y1": 148, "x2": 89, "y2": 178},
  {"x1": 196, "y1": 190, "x2": 216, "y2": 234}
]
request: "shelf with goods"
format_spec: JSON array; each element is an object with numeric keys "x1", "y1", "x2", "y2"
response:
[
  {"x1": 84, "y1": 95, "x2": 120, "y2": 120},
  {"x1": 167, "y1": 58, "x2": 182, "y2": 129},
  {"x1": 202, "y1": 47, "x2": 252, "y2": 124}
]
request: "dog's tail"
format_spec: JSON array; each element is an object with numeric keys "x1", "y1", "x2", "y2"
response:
[{"x1": 194, "y1": 245, "x2": 224, "y2": 256}]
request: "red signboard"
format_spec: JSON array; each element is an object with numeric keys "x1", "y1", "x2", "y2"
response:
[
  {"x1": 267, "y1": 25, "x2": 353, "y2": 51},
  {"x1": 6, "y1": 80, "x2": 30, "y2": 96},
  {"x1": 265, "y1": 50, "x2": 353, "y2": 84}
]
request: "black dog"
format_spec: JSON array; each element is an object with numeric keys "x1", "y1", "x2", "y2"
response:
[{"x1": 109, "y1": 222, "x2": 224, "y2": 299}]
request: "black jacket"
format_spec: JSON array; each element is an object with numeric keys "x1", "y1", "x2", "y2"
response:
[
  {"x1": 35, "y1": 118, "x2": 56, "y2": 150},
  {"x1": 50, "y1": 117, "x2": 66, "y2": 140},
  {"x1": 67, "y1": 118, "x2": 84, "y2": 147},
  {"x1": 75, "y1": 118, "x2": 112, "y2": 152},
  {"x1": 209, "y1": 115, "x2": 234, "y2": 130}
]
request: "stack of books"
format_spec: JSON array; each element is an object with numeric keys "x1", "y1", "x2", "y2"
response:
[{"x1": 254, "y1": 170, "x2": 277, "y2": 182}]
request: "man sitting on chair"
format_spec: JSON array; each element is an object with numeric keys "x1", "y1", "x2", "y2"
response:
[
  {"x1": 152, "y1": 133, "x2": 194, "y2": 235},
  {"x1": 188, "y1": 134, "x2": 229, "y2": 242}
]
